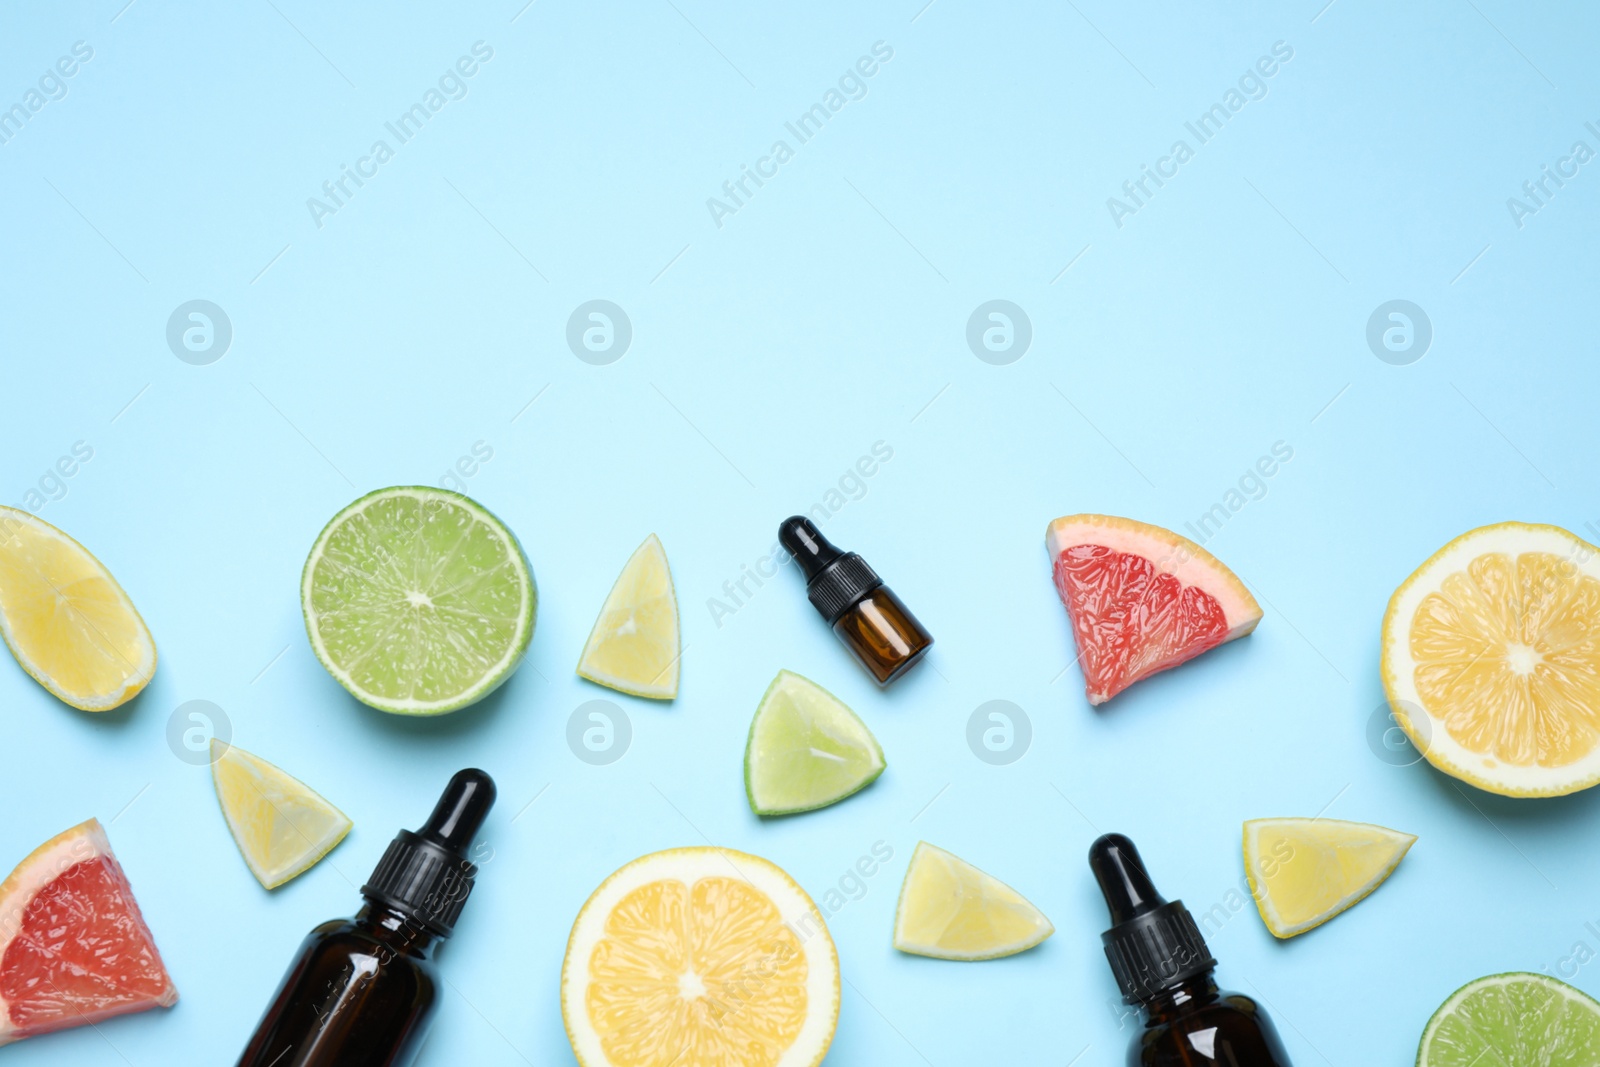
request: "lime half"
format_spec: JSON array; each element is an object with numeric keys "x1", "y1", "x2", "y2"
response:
[
  {"x1": 1418, "y1": 972, "x2": 1600, "y2": 1067},
  {"x1": 301, "y1": 487, "x2": 535, "y2": 715},
  {"x1": 745, "y1": 669, "x2": 885, "y2": 816}
]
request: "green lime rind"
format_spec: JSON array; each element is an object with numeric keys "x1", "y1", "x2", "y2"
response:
[
  {"x1": 744, "y1": 669, "x2": 885, "y2": 817},
  {"x1": 301, "y1": 486, "x2": 536, "y2": 716},
  {"x1": 1417, "y1": 972, "x2": 1600, "y2": 1067}
]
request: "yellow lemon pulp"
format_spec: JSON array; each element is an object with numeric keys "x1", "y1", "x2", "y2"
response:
[
  {"x1": 576, "y1": 534, "x2": 680, "y2": 699},
  {"x1": 1413, "y1": 552, "x2": 1600, "y2": 765},
  {"x1": 0, "y1": 507, "x2": 155, "y2": 711},
  {"x1": 892, "y1": 842, "x2": 1053, "y2": 960},
  {"x1": 1383, "y1": 523, "x2": 1600, "y2": 796},
  {"x1": 592, "y1": 879, "x2": 804, "y2": 1063},
  {"x1": 562, "y1": 848, "x2": 838, "y2": 1067},
  {"x1": 211, "y1": 740, "x2": 351, "y2": 890},
  {"x1": 1243, "y1": 818, "x2": 1414, "y2": 939}
]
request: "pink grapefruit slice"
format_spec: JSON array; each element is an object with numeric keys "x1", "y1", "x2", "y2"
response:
[
  {"x1": 0, "y1": 819, "x2": 177, "y2": 1046},
  {"x1": 1046, "y1": 514, "x2": 1261, "y2": 704}
]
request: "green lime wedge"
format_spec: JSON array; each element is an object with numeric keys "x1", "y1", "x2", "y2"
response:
[
  {"x1": 301, "y1": 487, "x2": 536, "y2": 715},
  {"x1": 744, "y1": 669, "x2": 885, "y2": 816},
  {"x1": 1418, "y1": 972, "x2": 1600, "y2": 1067}
]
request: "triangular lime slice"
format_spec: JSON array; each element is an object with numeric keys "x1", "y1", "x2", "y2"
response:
[
  {"x1": 892, "y1": 842, "x2": 1053, "y2": 960},
  {"x1": 1418, "y1": 973, "x2": 1600, "y2": 1067},
  {"x1": 576, "y1": 534, "x2": 680, "y2": 700},
  {"x1": 301, "y1": 487, "x2": 536, "y2": 715},
  {"x1": 744, "y1": 670, "x2": 884, "y2": 815},
  {"x1": 211, "y1": 740, "x2": 351, "y2": 889}
]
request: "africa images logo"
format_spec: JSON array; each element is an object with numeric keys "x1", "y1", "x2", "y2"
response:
[{"x1": 1105, "y1": 41, "x2": 1294, "y2": 229}]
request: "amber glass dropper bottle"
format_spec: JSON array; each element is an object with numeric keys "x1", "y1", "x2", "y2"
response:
[
  {"x1": 235, "y1": 769, "x2": 496, "y2": 1067},
  {"x1": 778, "y1": 516, "x2": 933, "y2": 685},
  {"x1": 1089, "y1": 833, "x2": 1294, "y2": 1067}
]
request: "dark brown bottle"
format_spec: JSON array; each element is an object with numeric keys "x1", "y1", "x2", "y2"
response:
[
  {"x1": 778, "y1": 516, "x2": 933, "y2": 685},
  {"x1": 236, "y1": 769, "x2": 495, "y2": 1067},
  {"x1": 1090, "y1": 834, "x2": 1294, "y2": 1067}
]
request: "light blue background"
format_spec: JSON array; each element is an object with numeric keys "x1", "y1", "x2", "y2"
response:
[{"x1": 3, "y1": 1, "x2": 1599, "y2": 1063}]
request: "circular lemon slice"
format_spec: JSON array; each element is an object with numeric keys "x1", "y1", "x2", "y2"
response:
[
  {"x1": 1382, "y1": 522, "x2": 1600, "y2": 797},
  {"x1": 561, "y1": 847, "x2": 839, "y2": 1067}
]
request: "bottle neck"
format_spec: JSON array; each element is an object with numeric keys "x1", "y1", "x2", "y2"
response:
[
  {"x1": 355, "y1": 902, "x2": 439, "y2": 959},
  {"x1": 1138, "y1": 971, "x2": 1220, "y2": 1026}
]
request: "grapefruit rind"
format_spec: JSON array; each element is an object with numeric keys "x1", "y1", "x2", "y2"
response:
[
  {"x1": 561, "y1": 846, "x2": 839, "y2": 1067},
  {"x1": 0, "y1": 506, "x2": 157, "y2": 712},
  {"x1": 1381, "y1": 522, "x2": 1600, "y2": 798},
  {"x1": 1045, "y1": 514, "x2": 1262, "y2": 702},
  {"x1": 0, "y1": 819, "x2": 176, "y2": 1046},
  {"x1": 1046, "y1": 514, "x2": 1262, "y2": 636}
]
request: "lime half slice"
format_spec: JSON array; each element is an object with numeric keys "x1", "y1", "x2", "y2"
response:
[
  {"x1": 1418, "y1": 972, "x2": 1600, "y2": 1066},
  {"x1": 744, "y1": 669, "x2": 885, "y2": 816},
  {"x1": 301, "y1": 487, "x2": 536, "y2": 715}
]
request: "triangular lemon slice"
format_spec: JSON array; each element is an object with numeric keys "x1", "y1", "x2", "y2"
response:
[
  {"x1": 576, "y1": 534, "x2": 680, "y2": 699},
  {"x1": 0, "y1": 506, "x2": 156, "y2": 711},
  {"x1": 892, "y1": 842, "x2": 1054, "y2": 960},
  {"x1": 745, "y1": 670, "x2": 885, "y2": 815},
  {"x1": 1244, "y1": 817, "x2": 1415, "y2": 938},
  {"x1": 211, "y1": 740, "x2": 352, "y2": 889}
]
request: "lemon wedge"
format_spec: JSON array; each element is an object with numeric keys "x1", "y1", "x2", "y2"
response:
[
  {"x1": 576, "y1": 534, "x2": 680, "y2": 699},
  {"x1": 211, "y1": 740, "x2": 352, "y2": 889},
  {"x1": 1243, "y1": 818, "x2": 1414, "y2": 938},
  {"x1": 1382, "y1": 521, "x2": 1600, "y2": 797},
  {"x1": 892, "y1": 842, "x2": 1053, "y2": 960},
  {"x1": 562, "y1": 847, "x2": 839, "y2": 1067},
  {"x1": 0, "y1": 507, "x2": 156, "y2": 711}
]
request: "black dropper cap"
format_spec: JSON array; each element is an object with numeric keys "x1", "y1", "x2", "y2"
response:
[
  {"x1": 1089, "y1": 833, "x2": 1216, "y2": 1003},
  {"x1": 778, "y1": 516, "x2": 884, "y2": 623},
  {"x1": 361, "y1": 769, "x2": 496, "y2": 938}
]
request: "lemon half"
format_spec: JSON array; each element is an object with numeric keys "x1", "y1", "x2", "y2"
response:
[
  {"x1": 561, "y1": 847, "x2": 838, "y2": 1067},
  {"x1": 1382, "y1": 522, "x2": 1600, "y2": 796}
]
